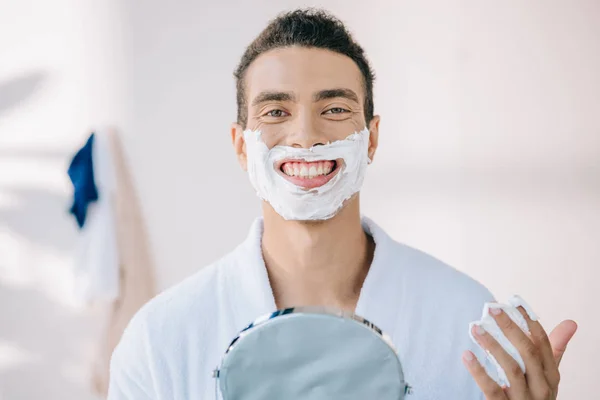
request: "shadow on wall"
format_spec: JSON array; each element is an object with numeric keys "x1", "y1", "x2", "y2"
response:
[
  {"x1": 0, "y1": 72, "x2": 47, "y2": 118},
  {"x1": 0, "y1": 186, "x2": 77, "y2": 254},
  {"x1": 0, "y1": 69, "x2": 76, "y2": 260},
  {"x1": 0, "y1": 71, "x2": 101, "y2": 399}
]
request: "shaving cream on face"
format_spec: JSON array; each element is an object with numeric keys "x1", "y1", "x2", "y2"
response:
[
  {"x1": 469, "y1": 295, "x2": 539, "y2": 388},
  {"x1": 243, "y1": 128, "x2": 371, "y2": 221}
]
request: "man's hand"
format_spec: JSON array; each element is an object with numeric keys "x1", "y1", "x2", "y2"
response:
[{"x1": 462, "y1": 307, "x2": 577, "y2": 399}]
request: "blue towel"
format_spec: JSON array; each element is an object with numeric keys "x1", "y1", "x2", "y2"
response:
[{"x1": 68, "y1": 133, "x2": 98, "y2": 228}]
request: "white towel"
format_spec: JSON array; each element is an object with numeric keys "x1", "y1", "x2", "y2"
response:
[
  {"x1": 90, "y1": 128, "x2": 156, "y2": 397},
  {"x1": 469, "y1": 295, "x2": 540, "y2": 388},
  {"x1": 108, "y1": 217, "x2": 495, "y2": 399},
  {"x1": 73, "y1": 129, "x2": 120, "y2": 304}
]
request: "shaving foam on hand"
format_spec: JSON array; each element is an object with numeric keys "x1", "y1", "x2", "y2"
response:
[{"x1": 468, "y1": 295, "x2": 538, "y2": 388}]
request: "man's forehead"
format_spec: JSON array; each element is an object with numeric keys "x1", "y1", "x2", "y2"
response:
[{"x1": 245, "y1": 47, "x2": 364, "y2": 101}]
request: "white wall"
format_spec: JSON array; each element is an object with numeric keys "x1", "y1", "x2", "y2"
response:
[
  {"x1": 0, "y1": 1, "x2": 126, "y2": 398},
  {"x1": 1, "y1": 0, "x2": 598, "y2": 398}
]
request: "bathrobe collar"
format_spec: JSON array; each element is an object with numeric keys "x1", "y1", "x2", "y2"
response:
[{"x1": 227, "y1": 216, "x2": 403, "y2": 340}]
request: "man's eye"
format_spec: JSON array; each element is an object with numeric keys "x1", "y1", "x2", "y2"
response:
[
  {"x1": 324, "y1": 107, "x2": 349, "y2": 114},
  {"x1": 266, "y1": 109, "x2": 288, "y2": 117}
]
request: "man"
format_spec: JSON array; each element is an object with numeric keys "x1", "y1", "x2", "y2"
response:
[{"x1": 108, "y1": 9, "x2": 576, "y2": 399}]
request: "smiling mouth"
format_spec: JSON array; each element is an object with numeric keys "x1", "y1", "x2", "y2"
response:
[{"x1": 277, "y1": 160, "x2": 340, "y2": 189}]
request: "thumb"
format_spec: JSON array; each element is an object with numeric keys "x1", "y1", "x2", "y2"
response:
[{"x1": 548, "y1": 319, "x2": 578, "y2": 365}]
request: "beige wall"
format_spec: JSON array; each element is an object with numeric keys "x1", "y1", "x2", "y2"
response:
[{"x1": 1, "y1": 0, "x2": 597, "y2": 398}]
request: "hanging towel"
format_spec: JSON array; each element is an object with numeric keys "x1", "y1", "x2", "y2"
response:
[
  {"x1": 68, "y1": 134, "x2": 98, "y2": 228},
  {"x1": 90, "y1": 128, "x2": 156, "y2": 397},
  {"x1": 68, "y1": 131, "x2": 120, "y2": 304}
]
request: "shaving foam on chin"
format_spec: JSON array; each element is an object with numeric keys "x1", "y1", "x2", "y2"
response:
[
  {"x1": 243, "y1": 128, "x2": 370, "y2": 221},
  {"x1": 468, "y1": 295, "x2": 539, "y2": 388}
]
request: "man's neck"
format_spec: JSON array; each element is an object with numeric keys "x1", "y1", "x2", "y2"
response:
[{"x1": 261, "y1": 197, "x2": 374, "y2": 312}]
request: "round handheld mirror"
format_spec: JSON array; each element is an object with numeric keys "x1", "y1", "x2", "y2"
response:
[{"x1": 213, "y1": 307, "x2": 412, "y2": 400}]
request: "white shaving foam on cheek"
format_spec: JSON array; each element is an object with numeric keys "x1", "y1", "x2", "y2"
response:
[
  {"x1": 243, "y1": 128, "x2": 370, "y2": 221},
  {"x1": 468, "y1": 295, "x2": 539, "y2": 388}
]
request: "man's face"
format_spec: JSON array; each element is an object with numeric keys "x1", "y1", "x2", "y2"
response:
[{"x1": 232, "y1": 46, "x2": 380, "y2": 172}]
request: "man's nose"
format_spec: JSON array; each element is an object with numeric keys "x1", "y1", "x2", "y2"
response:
[{"x1": 288, "y1": 115, "x2": 329, "y2": 148}]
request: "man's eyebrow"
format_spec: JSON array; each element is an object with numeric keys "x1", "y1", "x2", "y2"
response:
[
  {"x1": 251, "y1": 91, "x2": 296, "y2": 106},
  {"x1": 313, "y1": 88, "x2": 359, "y2": 103}
]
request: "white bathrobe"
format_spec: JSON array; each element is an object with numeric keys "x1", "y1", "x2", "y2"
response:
[{"x1": 108, "y1": 217, "x2": 494, "y2": 399}]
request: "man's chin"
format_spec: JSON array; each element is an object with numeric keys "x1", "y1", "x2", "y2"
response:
[{"x1": 261, "y1": 193, "x2": 359, "y2": 223}]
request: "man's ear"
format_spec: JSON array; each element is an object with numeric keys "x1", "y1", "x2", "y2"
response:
[
  {"x1": 367, "y1": 115, "x2": 380, "y2": 162},
  {"x1": 231, "y1": 123, "x2": 248, "y2": 171}
]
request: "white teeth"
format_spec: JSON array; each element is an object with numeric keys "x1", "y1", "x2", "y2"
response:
[{"x1": 282, "y1": 162, "x2": 335, "y2": 178}]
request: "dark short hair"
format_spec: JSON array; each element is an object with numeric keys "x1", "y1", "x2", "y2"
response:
[{"x1": 234, "y1": 8, "x2": 375, "y2": 128}]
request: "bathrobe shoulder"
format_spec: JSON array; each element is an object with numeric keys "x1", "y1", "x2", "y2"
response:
[{"x1": 108, "y1": 218, "x2": 493, "y2": 400}]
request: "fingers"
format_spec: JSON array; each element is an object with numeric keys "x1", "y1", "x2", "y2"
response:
[
  {"x1": 516, "y1": 307, "x2": 577, "y2": 392},
  {"x1": 515, "y1": 306, "x2": 557, "y2": 383},
  {"x1": 516, "y1": 307, "x2": 556, "y2": 368},
  {"x1": 471, "y1": 323, "x2": 528, "y2": 396},
  {"x1": 490, "y1": 308, "x2": 551, "y2": 398},
  {"x1": 462, "y1": 350, "x2": 508, "y2": 400}
]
